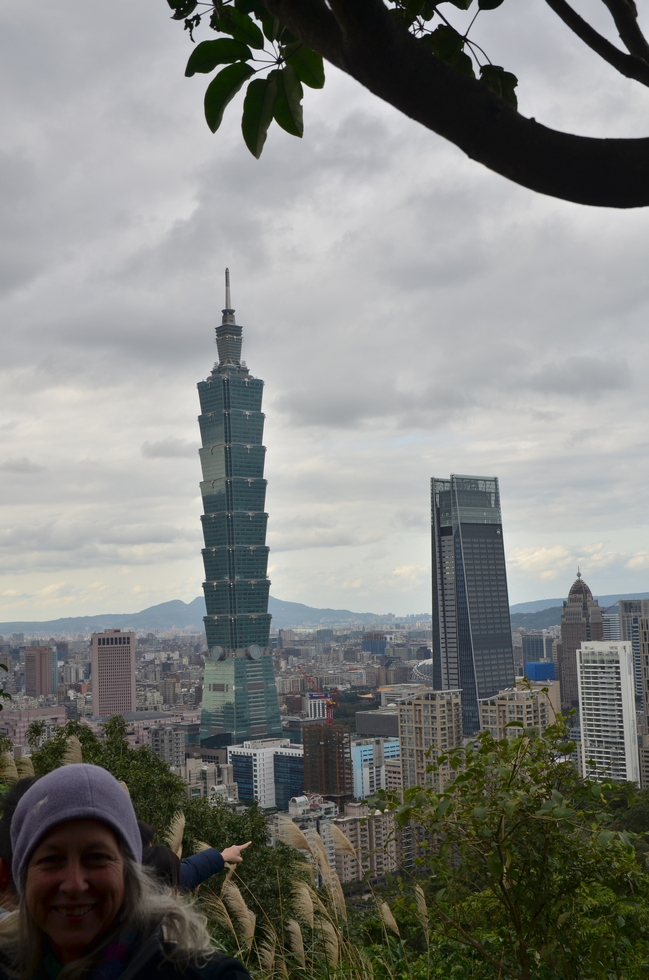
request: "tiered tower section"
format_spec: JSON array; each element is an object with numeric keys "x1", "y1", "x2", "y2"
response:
[
  {"x1": 199, "y1": 272, "x2": 271, "y2": 648},
  {"x1": 198, "y1": 272, "x2": 281, "y2": 743}
]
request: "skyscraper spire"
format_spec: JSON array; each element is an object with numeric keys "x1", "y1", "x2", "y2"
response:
[
  {"x1": 222, "y1": 267, "x2": 236, "y2": 326},
  {"x1": 225, "y1": 267, "x2": 231, "y2": 310}
]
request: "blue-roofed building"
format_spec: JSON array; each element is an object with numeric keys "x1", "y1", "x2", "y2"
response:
[{"x1": 525, "y1": 661, "x2": 555, "y2": 681}]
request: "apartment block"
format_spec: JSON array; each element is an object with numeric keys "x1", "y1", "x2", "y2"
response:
[
  {"x1": 350, "y1": 736, "x2": 400, "y2": 800},
  {"x1": 228, "y1": 737, "x2": 303, "y2": 808},
  {"x1": 479, "y1": 681, "x2": 561, "y2": 739},
  {"x1": 149, "y1": 726, "x2": 185, "y2": 768},
  {"x1": 398, "y1": 690, "x2": 463, "y2": 791},
  {"x1": 332, "y1": 801, "x2": 398, "y2": 884},
  {"x1": 577, "y1": 641, "x2": 639, "y2": 783}
]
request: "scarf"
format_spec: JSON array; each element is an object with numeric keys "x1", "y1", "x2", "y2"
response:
[{"x1": 40, "y1": 930, "x2": 140, "y2": 980}]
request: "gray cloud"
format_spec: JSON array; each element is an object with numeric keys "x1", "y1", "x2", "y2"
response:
[
  {"x1": 0, "y1": 457, "x2": 45, "y2": 473},
  {"x1": 142, "y1": 438, "x2": 199, "y2": 458},
  {"x1": 2, "y1": 0, "x2": 649, "y2": 615}
]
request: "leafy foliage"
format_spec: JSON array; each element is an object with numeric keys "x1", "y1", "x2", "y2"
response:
[
  {"x1": 371, "y1": 720, "x2": 649, "y2": 979},
  {"x1": 167, "y1": 0, "x2": 517, "y2": 157}
]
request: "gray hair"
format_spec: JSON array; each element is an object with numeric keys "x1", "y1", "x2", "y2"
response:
[{"x1": 0, "y1": 855, "x2": 215, "y2": 980}]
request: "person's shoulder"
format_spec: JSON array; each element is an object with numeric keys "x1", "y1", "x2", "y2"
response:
[{"x1": 156, "y1": 948, "x2": 251, "y2": 980}]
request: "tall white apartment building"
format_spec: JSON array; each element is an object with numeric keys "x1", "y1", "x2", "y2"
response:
[
  {"x1": 577, "y1": 641, "x2": 639, "y2": 783},
  {"x1": 91, "y1": 629, "x2": 136, "y2": 719}
]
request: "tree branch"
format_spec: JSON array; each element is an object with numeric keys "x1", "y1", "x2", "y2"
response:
[
  {"x1": 543, "y1": 0, "x2": 649, "y2": 85},
  {"x1": 601, "y1": 0, "x2": 649, "y2": 61},
  {"x1": 264, "y1": 0, "x2": 649, "y2": 208}
]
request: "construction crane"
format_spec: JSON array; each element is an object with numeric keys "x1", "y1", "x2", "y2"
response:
[{"x1": 297, "y1": 664, "x2": 338, "y2": 724}]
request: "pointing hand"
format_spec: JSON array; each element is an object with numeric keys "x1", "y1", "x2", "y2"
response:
[{"x1": 221, "y1": 841, "x2": 252, "y2": 864}]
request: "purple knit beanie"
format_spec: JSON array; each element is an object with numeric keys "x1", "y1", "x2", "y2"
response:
[{"x1": 11, "y1": 764, "x2": 142, "y2": 892}]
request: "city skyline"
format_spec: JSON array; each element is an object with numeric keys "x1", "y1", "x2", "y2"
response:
[{"x1": 5, "y1": 4, "x2": 649, "y2": 621}]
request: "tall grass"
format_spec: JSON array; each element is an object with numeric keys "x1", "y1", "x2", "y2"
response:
[{"x1": 194, "y1": 825, "x2": 430, "y2": 980}]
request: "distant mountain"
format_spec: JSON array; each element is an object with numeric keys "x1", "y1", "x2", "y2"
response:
[
  {"x1": 511, "y1": 591, "x2": 649, "y2": 614},
  {"x1": 0, "y1": 595, "x2": 389, "y2": 636},
  {"x1": 510, "y1": 607, "x2": 562, "y2": 630}
]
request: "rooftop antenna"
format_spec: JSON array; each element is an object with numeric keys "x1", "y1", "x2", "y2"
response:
[{"x1": 225, "y1": 268, "x2": 232, "y2": 311}]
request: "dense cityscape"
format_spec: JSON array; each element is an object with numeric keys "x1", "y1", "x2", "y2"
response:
[{"x1": 0, "y1": 281, "x2": 644, "y2": 895}]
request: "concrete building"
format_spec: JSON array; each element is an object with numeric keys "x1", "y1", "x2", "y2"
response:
[
  {"x1": 602, "y1": 609, "x2": 622, "y2": 641},
  {"x1": 303, "y1": 723, "x2": 354, "y2": 807},
  {"x1": 355, "y1": 706, "x2": 399, "y2": 738},
  {"x1": 398, "y1": 690, "x2": 463, "y2": 791},
  {"x1": 159, "y1": 678, "x2": 181, "y2": 707},
  {"x1": 177, "y1": 757, "x2": 238, "y2": 802},
  {"x1": 577, "y1": 641, "x2": 639, "y2": 783},
  {"x1": 149, "y1": 726, "x2": 185, "y2": 768},
  {"x1": 479, "y1": 681, "x2": 561, "y2": 739},
  {"x1": 558, "y1": 572, "x2": 603, "y2": 710},
  {"x1": 228, "y1": 737, "x2": 304, "y2": 809},
  {"x1": 91, "y1": 629, "x2": 135, "y2": 718},
  {"x1": 24, "y1": 646, "x2": 53, "y2": 698},
  {"x1": 350, "y1": 736, "x2": 400, "y2": 800},
  {"x1": 619, "y1": 600, "x2": 649, "y2": 702},
  {"x1": 333, "y1": 802, "x2": 398, "y2": 884},
  {"x1": 384, "y1": 757, "x2": 403, "y2": 794},
  {"x1": 0, "y1": 706, "x2": 66, "y2": 749}
]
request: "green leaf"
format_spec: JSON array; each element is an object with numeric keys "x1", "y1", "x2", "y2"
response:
[
  {"x1": 186, "y1": 39, "x2": 252, "y2": 77},
  {"x1": 424, "y1": 25, "x2": 464, "y2": 60},
  {"x1": 597, "y1": 830, "x2": 615, "y2": 846},
  {"x1": 283, "y1": 42, "x2": 325, "y2": 89},
  {"x1": 479, "y1": 0, "x2": 505, "y2": 7},
  {"x1": 242, "y1": 75, "x2": 278, "y2": 158},
  {"x1": 167, "y1": 0, "x2": 198, "y2": 19},
  {"x1": 446, "y1": 0, "x2": 473, "y2": 8},
  {"x1": 486, "y1": 853, "x2": 502, "y2": 878},
  {"x1": 436, "y1": 797, "x2": 452, "y2": 818},
  {"x1": 480, "y1": 64, "x2": 518, "y2": 108},
  {"x1": 226, "y1": 7, "x2": 265, "y2": 49},
  {"x1": 273, "y1": 65, "x2": 304, "y2": 137},
  {"x1": 204, "y1": 62, "x2": 255, "y2": 133}
]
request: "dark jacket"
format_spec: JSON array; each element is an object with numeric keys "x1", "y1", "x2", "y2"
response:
[
  {"x1": 117, "y1": 932, "x2": 251, "y2": 980},
  {"x1": 180, "y1": 848, "x2": 225, "y2": 891},
  {"x1": 0, "y1": 928, "x2": 251, "y2": 980}
]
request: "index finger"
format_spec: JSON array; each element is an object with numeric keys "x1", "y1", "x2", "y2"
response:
[{"x1": 239, "y1": 841, "x2": 253, "y2": 850}]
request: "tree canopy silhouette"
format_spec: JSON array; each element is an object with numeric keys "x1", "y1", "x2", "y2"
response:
[{"x1": 167, "y1": 0, "x2": 649, "y2": 208}]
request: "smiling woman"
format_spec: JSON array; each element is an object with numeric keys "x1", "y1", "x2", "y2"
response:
[{"x1": 0, "y1": 765, "x2": 251, "y2": 980}]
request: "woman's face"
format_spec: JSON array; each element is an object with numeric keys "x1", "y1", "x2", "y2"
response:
[{"x1": 25, "y1": 819, "x2": 125, "y2": 964}]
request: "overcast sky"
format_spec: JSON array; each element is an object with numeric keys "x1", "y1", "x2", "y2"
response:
[{"x1": 2, "y1": 0, "x2": 649, "y2": 621}]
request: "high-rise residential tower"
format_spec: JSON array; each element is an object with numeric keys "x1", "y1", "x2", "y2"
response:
[
  {"x1": 198, "y1": 273, "x2": 282, "y2": 744},
  {"x1": 577, "y1": 641, "x2": 639, "y2": 783},
  {"x1": 557, "y1": 571, "x2": 602, "y2": 709},
  {"x1": 431, "y1": 475, "x2": 515, "y2": 734},
  {"x1": 91, "y1": 629, "x2": 135, "y2": 718}
]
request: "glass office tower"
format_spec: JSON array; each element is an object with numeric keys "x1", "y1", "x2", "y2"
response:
[
  {"x1": 431, "y1": 475, "x2": 515, "y2": 734},
  {"x1": 198, "y1": 272, "x2": 282, "y2": 743}
]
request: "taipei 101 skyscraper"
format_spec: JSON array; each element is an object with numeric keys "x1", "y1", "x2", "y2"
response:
[{"x1": 198, "y1": 271, "x2": 282, "y2": 744}]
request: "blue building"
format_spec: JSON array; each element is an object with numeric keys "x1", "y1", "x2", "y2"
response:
[
  {"x1": 524, "y1": 661, "x2": 555, "y2": 681},
  {"x1": 350, "y1": 736, "x2": 400, "y2": 800}
]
